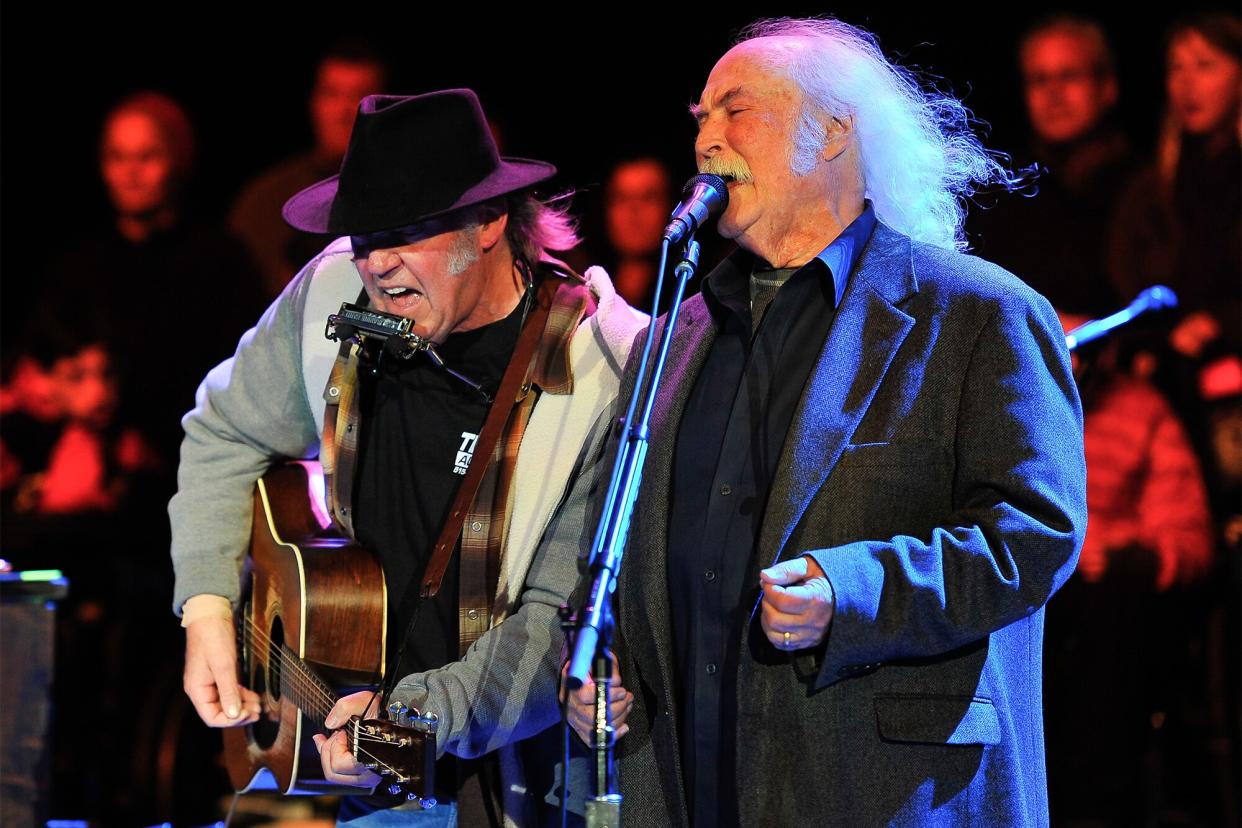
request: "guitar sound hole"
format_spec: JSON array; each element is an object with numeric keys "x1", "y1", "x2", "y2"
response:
[
  {"x1": 267, "y1": 617, "x2": 284, "y2": 704},
  {"x1": 250, "y1": 615, "x2": 285, "y2": 751}
]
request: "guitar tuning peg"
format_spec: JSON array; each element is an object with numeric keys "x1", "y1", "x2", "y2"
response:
[{"x1": 415, "y1": 710, "x2": 439, "y2": 733}]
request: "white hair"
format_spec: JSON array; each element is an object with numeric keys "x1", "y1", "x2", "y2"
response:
[{"x1": 739, "y1": 17, "x2": 1018, "y2": 251}]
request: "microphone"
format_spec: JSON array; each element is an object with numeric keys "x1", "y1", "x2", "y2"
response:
[
  {"x1": 663, "y1": 173, "x2": 730, "y2": 245},
  {"x1": 1065, "y1": 285, "x2": 1178, "y2": 351}
]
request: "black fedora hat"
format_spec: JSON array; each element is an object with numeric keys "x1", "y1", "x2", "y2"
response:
[{"x1": 282, "y1": 89, "x2": 556, "y2": 235}]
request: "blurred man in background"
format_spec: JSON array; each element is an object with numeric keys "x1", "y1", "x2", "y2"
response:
[
  {"x1": 971, "y1": 15, "x2": 1134, "y2": 316},
  {"x1": 601, "y1": 156, "x2": 673, "y2": 308},
  {"x1": 229, "y1": 40, "x2": 387, "y2": 297}
]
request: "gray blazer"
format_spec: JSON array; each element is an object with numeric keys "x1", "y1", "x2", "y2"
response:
[{"x1": 609, "y1": 222, "x2": 1086, "y2": 827}]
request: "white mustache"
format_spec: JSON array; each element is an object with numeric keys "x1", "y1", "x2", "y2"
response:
[{"x1": 699, "y1": 156, "x2": 753, "y2": 184}]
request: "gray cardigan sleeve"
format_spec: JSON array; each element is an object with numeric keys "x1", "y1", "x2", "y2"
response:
[{"x1": 168, "y1": 266, "x2": 324, "y2": 615}]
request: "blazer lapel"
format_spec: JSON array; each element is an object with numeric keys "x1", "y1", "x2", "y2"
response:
[{"x1": 757, "y1": 223, "x2": 918, "y2": 568}]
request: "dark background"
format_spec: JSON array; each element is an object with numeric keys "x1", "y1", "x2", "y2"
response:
[
  {"x1": 0, "y1": 4, "x2": 1216, "y2": 348},
  {"x1": 1, "y1": 4, "x2": 1236, "y2": 825}
]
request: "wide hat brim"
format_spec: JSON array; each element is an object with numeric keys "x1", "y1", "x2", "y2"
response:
[
  {"x1": 280, "y1": 90, "x2": 558, "y2": 236},
  {"x1": 283, "y1": 156, "x2": 556, "y2": 235}
]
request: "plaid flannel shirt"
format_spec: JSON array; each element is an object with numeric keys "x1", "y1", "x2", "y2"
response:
[{"x1": 319, "y1": 268, "x2": 595, "y2": 654}]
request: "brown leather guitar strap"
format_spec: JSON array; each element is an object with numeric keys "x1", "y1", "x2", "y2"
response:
[{"x1": 418, "y1": 274, "x2": 557, "y2": 601}]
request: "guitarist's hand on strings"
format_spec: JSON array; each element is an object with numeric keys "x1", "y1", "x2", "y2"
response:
[
  {"x1": 314, "y1": 690, "x2": 383, "y2": 788},
  {"x1": 182, "y1": 597, "x2": 261, "y2": 727}
]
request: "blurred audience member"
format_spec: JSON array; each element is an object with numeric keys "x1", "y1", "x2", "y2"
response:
[
  {"x1": 1108, "y1": 12, "x2": 1241, "y2": 518},
  {"x1": 1110, "y1": 13, "x2": 1240, "y2": 359},
  {"x1": 971, "y1": 15, "x2": 1133, "y2": 316},
  {"x1": 1046, "y1": 310, "x2": 1215, "y2": 826},
  {"x1": 0, "y1": 356, "x2": 64, "y2": 502},
  {"x1": 101, "y1": 93, "x2": 196, "y2": 244},
  {"x1": 38, "y1": 91, "x2": 265, "y2": 464},
  {"x1": 229, "y1": 40, "x2": 387, "y2": 296},
  {"x1": 1064, "y1": 312, "x2": 1214, "y2": 589},
  {"x1": 2, "y1": 323, "x2": 159, "y2": 518},
  {"x1": 568, "y1": 157, "x2": 726, "y2": 310},
  {"x1": 602, "y1": 156, "x2": 673, "y2": 308}
]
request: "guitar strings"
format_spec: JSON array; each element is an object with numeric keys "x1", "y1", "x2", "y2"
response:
[
  {"x1": 241, "y1": 617, "x2": 337, "y2": 720},
  {"x1": 241, "y1": 629, "x2": 346, "y2": 743},
  {"x1": 242, "y1": 621, "x2": 407, "y2": 780},
  {"x1": 242, "y1": 617, "x2": 392, "y2": 762},
  {"x1": 242, "y1": 615, "x2": 338, "y2": 713},
  {"x1": 240, "y1": 616, "x2": 412, "y2": 781},
  {"x1": 242, "y1": 614, "x2": 336, "y2": 704},
  {"x1": 242, "y1": 615, "x2": 400, "y2": 738}
]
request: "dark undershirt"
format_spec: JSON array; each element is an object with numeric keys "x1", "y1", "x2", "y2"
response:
[
  {"x1": 351, "y1": 296, "x2": 525, "y2": 801},
  {"x1": 750, "y1": 267, "x2": 798, "y2": 334}
]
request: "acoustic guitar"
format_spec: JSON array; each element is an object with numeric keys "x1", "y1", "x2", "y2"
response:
[{"x1": 222, "y1": 461, "x2": 436, "y2": 805}]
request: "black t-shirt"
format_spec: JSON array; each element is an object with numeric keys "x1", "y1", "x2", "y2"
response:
[{"x1": 351, "y1": 297, "x2": 526, "y2": 685}]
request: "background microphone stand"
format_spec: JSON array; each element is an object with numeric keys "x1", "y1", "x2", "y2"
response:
[
  {"x1": 1064, "y1": 285, "x2": 1177, "y2": 351},
  {"x1": 566, "y1": 235, "x2": 703, "y2": 828}
]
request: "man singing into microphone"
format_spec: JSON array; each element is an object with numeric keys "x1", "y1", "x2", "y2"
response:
[{"x1": 565, "y1": 17, "x2": 1086, "y2": 826}]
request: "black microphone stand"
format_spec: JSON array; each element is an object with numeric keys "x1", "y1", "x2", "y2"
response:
[{"x1": 567, "y1": 236, "x2": 704, "y2": 828}]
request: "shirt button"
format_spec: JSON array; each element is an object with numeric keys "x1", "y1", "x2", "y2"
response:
[
  {"x1": 339, "y1": 506, "x2": 348, "y2": 515},
  {"x1": 719, "y1": 484, "x2": 732, "y2": 496},
  {"x1": 346, "y1": 423, "x2": 354, "y2": 433},
  {"x1": 704, "y1": 569, "x2": 717, "y2": 582},
  {"x1": 328, "y1": 386, "x2": 340, "y2": 398},
  {"x1": 471, "y1": 521, "x2": 483, "y2": 532},
  {"x1": 466, "y1": 609, "x2": 480, "y2": 621},
  {"x1": 705, "y1": 663, "x2": 718, "y2": 675}
]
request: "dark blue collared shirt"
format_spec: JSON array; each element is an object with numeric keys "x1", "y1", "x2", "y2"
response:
[{"x1": 667, "y1": 203, "x2": 876, "y2": 827}]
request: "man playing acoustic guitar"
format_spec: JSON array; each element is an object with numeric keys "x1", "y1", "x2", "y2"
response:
[{"x1": 169, "y1": 89, "x2": 644, "y2": 825}]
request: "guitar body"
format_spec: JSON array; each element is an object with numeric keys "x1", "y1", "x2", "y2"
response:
[{"x1": 223, "y1": 462, "x2": 388, "y2": 795}]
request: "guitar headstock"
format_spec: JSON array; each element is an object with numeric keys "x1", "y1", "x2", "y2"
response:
[{"x1": 347, "y1": 703, "x2": 438, "y2": 807}]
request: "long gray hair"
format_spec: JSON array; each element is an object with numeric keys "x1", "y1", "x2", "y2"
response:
[{"x1": 739, "y1": 18, "x2": 1019, "y2": 251}]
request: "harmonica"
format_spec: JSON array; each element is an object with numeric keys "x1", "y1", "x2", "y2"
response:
[{"x1": 325, "y1": 302, "x2": 432, "y2": 358}]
